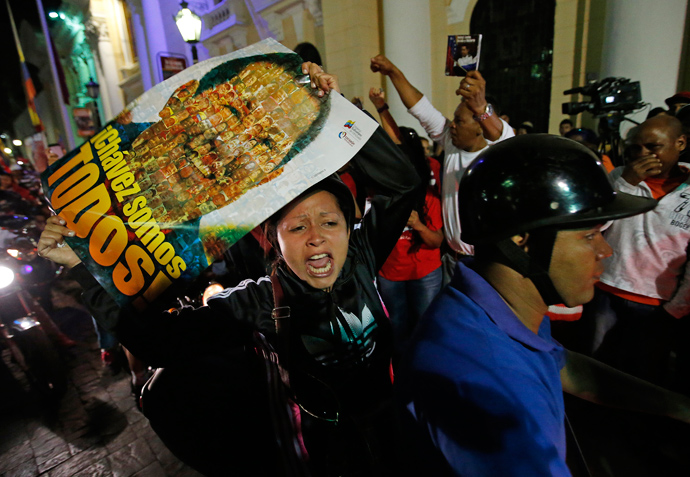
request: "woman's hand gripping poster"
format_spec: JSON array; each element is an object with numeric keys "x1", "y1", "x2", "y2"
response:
[{"x1": 41, "y1": 39, "x2": 376, "y2": 310}]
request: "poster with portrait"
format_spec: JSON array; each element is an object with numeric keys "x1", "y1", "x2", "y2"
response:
[
  {"x1": 445, "y1": 34, "x2": 482, "y2": 76},
  {"x1": 41, "y1": 38, "x2": 377, "y2": 310}
]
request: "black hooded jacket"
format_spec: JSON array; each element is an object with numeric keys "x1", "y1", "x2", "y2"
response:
[{"x1": 72, "y1": 124, "x2": 422, "y2": 420}]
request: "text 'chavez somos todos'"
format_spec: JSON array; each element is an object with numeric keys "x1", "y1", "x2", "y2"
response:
[{"x1": 46, "y1": 125, "x2": 187, "y2": 309}]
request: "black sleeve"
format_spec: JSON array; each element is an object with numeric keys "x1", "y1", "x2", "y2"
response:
[
  {"x1": 70, "y1": 264, "x2": 268, "y2": 367},
  {"x1": 348, "y1": 124, "x2": 424, "y2": 272}
]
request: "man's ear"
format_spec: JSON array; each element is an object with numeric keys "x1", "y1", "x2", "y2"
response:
[
  {"x1": 677, "y1": 134, "x2": 687, "y2": 153},
  {"x1": 510, "y1": 232, "x2": 530, "y2": 251}
]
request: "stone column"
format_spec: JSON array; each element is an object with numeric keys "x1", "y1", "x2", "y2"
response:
[
  {"x1": 126, "y1": 0, "x2": 154, "y2": 91},
  {"x1": 321, "y1": 0, "x2": 381, "y2": 102},
  {"x1": 139, "y1": 0, "x2": 170, "y2": 85},
  {"x1": 87, "y1": 16, "x2": 125, "y2": 120},
  {"x1": 381, "y1": 0, "x2": 433, "y2": 133},
  {"x1": 600, "y1": 0, "x2": 688, "y2": 127}
]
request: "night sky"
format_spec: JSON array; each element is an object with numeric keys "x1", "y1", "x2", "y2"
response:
[{"x1": 0, "y1": 0, "x2": 62, "y2": 134}]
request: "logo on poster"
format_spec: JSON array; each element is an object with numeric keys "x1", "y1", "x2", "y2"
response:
[
  {"x1": 338, "y1": 131, "x2": 355, "y2": 146},
  {"x1": 343, "y1": 120, "x2": 363, "y2": 140}
]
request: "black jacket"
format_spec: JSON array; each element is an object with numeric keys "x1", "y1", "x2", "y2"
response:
[{"x1": 71, "y1": 125, "x2": 422, "y2": 475}]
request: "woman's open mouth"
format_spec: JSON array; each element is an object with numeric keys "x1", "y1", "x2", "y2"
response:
[{"x1": 307, "y1": 253, "x2": 333, "y2": 276}]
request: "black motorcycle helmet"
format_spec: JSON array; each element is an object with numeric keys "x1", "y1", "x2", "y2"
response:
[{"x1": 459, "y1": 134, "x2": 657, "y2": 304}]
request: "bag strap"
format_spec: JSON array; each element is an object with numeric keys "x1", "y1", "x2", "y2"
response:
[
  {"x1": 270, "y1": 273, "x2": 291, "y2": 386},
  {"x1": 266, "y1": 277, "x2": 312, "y2": 475},
  {"x1": 253, "y1": 332, "x2": 310, "y2": 476},
  {"x1": 270, "y1": 274, "x2": 341, "y2": 425}
]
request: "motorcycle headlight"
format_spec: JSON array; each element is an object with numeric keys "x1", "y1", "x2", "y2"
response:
[
  {"x1": 13, "y1": 316, "x2": 40, "y2": 331},
  {"x1": 0, "y1": 265, "x2": 15, "y2": 289}
]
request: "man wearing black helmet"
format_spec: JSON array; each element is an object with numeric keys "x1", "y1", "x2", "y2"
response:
[{"x1": 396, "y1": 135, "x2": 690, "y2": 476}]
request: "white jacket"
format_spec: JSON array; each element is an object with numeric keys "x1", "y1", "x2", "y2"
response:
[{"x1": 600, "y1": 165, "x2": 690, "y2": 318}]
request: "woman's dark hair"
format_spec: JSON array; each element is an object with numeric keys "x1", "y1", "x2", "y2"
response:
[
  {"x1": 294, "y1": 42, "x2": 322, "y2": 65},
  {"x1": 398, "y1": 127, "x2": 430, "y2": 187},
  {"x1": 646, "y1": 107, "x2": 668, "y2": 119},
  {"x1": 398, "y1": 127, "x2": 430, "y2": 248}
]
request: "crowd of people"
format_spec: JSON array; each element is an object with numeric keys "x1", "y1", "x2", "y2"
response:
[{"x1": 21, "y1": 47, "x2": 690, "y2": 476}]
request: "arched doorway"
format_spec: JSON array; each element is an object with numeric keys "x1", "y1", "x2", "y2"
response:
[{"x1": 471, "y1": 0, "x2": 555, "y2": 133}]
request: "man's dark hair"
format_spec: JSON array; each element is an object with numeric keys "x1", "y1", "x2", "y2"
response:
[
  {"x1": 559, "y1": 119, "x2": 573, "y2": 127},
  {"x1": 564, "y1": 127, "x2": 598, "y2": 146},
  {"x1": 294, "y1": 42, "x2": 322, "y2": 65},
  {"x1": 518, "y1": 121, "x2": 534, "y2": 134},
  {"x1": 676, "y1": 105, "x2": 690, "y2": 133},
  {"x1": 646, "y1": 107, "x2": 668, "y2": 119}
]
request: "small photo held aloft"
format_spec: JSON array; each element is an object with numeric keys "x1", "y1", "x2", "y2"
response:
[{"x1": 445, "y1": 34, "x2": 482, "y2": 77}]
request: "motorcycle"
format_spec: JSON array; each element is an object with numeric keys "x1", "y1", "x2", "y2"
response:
[{"x1": 0, "y1": 215, "x2": 66, "y2": 400}]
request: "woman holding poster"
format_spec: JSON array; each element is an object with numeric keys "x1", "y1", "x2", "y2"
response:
[{"x1": 38, "y1": 64, "x2": 421, "y2": 476}]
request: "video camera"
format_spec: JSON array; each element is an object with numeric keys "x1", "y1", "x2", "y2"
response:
[{"x1": 562, "y1": 77, "x2": 643, "y2": 116}]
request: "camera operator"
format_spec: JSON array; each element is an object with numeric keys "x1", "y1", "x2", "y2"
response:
[
  {"x1": 665, "y1": 92, "x2": 690, "y2": 115},
  {"x1": 562, "y1": 77, "x2": 643, "y2": 166}
]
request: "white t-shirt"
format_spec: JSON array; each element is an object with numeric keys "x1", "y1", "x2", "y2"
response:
[
  {"x1": 408, "y1": 96, "x2": 514, "y2": 254},
  {"x1": 456, "y1": 56, "x2": 476, "y2": 67},
  {"x1": 600, "y1": 166, "x2": 690, "y2": 318}
]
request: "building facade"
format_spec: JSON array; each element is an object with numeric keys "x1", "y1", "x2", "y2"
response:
[{"x1": 11, "y1": 0, "x2": 690, "y2": 152}]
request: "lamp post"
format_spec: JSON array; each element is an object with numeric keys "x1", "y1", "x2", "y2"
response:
[
  {"x1": 85, "y1": 78, "x2": 100, "y2": 99},
  {"x1": 85, "y1": 78, "x2": 101, "y2": 131},
  {"x1": 175, "y1": 1, "x2": 202, "y2": 64}
]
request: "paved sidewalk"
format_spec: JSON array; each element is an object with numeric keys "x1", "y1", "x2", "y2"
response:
[
  {"x1": 4, "y1": 276, "x2": 690, "y2": 476},
  {"x1": 0, "y1": 279, "x2": 203, "y2": 477}
]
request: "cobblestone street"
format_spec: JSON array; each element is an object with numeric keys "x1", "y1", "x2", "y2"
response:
[{"x1": 0, "y1": 277, "x2": 202, "y2": 477}]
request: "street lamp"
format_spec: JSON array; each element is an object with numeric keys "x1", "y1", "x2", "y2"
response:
[
  {"x1": 174, "y1": 1, "x2": 202, "y2": 64},
  {"x1": 85, "y1": 78, "x2": 100, "y2": 99}
]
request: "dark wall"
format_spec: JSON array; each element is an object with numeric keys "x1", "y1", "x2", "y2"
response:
[{"x1": 471, "y1": 0, "x2": 555, "y2": 133}]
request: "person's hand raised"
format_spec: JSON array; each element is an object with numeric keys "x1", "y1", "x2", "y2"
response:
[
  {"x1": 456, "y1": 70, "x2": 488, "y2": 116},
  {"x1": 301, "y1": 62, "x2": 339, "y2": 97},
  {"x1": 370, "y1": 55, "x2": 397, "y2": 76},
  {"x1": 368, "y1": 88, "x2": 386, "y2": 110},
  {"x1": 37, "y1": 215, "x2": 82, "y2": 269}
]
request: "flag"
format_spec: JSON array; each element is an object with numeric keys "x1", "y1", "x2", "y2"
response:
[
  {"x1": 7, "y1": 0, "x2": 45, "y2": 132},
  {"x1": 50, "y1": 36, "x2": 70, "y2": 105}
]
